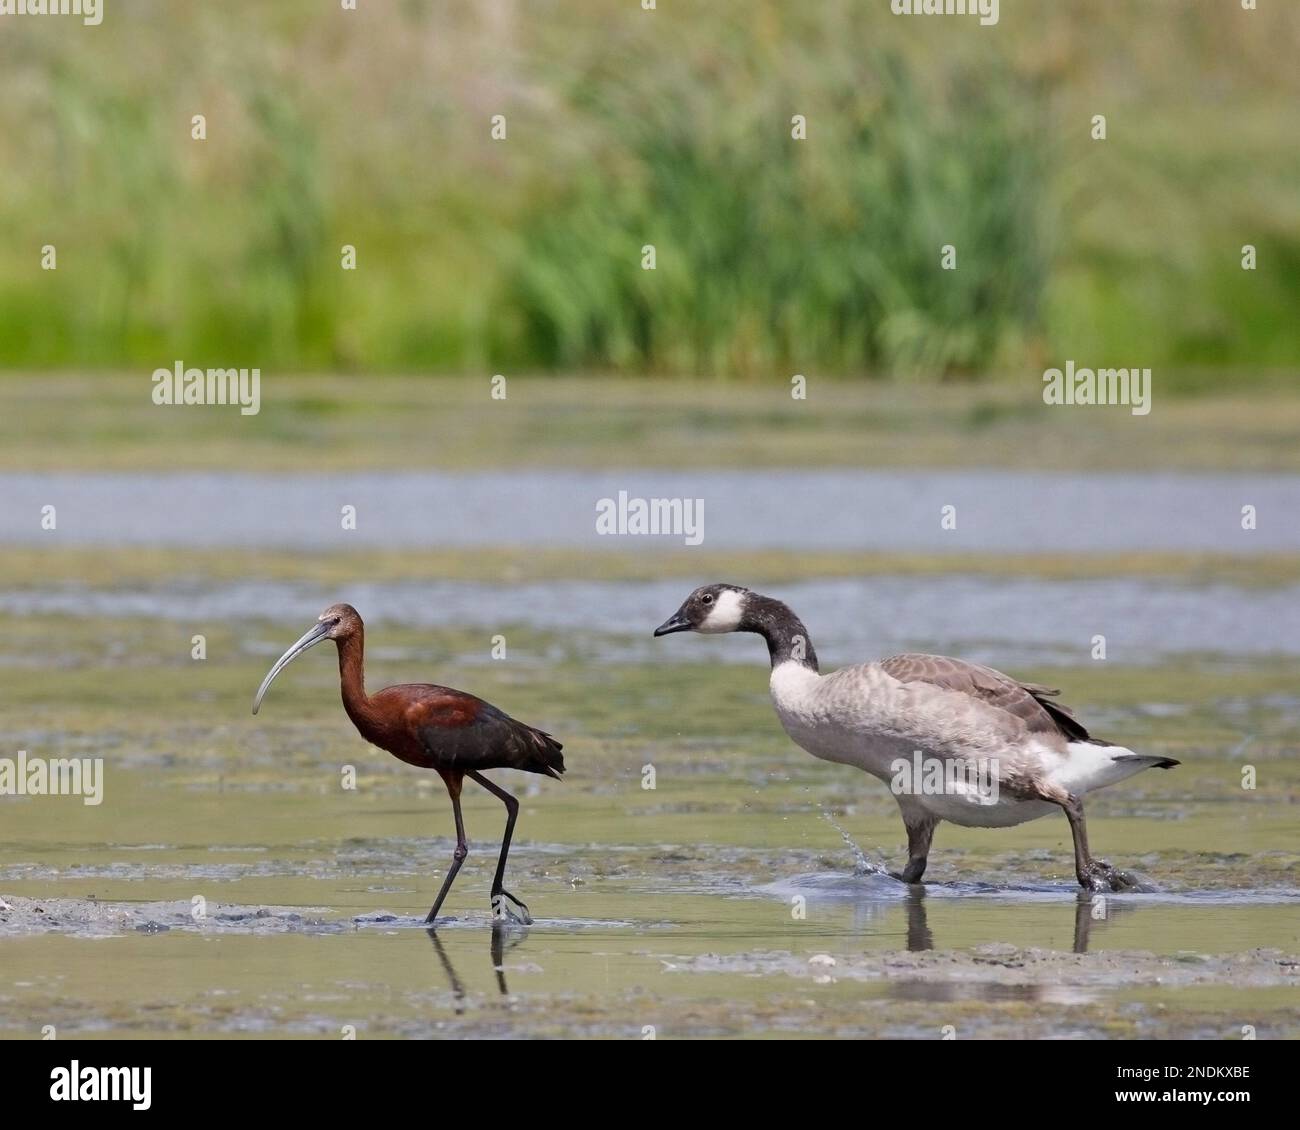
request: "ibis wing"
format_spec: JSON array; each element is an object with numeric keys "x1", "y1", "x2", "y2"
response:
[
  {"x1": 400, "y1": 687, "x2": 566, "y2": 778},
  {"x1": 879, "y1": 653, "x2": 1095, "y2": 743}
]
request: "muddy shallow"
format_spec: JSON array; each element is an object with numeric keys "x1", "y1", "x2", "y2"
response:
[
  {"x1": 1, "y1": 553, "x2": 1297, "y2": 1039},
  {"x1": 1, "y1": 803, "x2": 1297, "y2": 1039},
  {"x1": 1, "y1": 880, "x2": 1296, "y2": 1039}
]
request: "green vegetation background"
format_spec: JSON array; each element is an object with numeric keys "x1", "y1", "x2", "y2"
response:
[{"x1": 0, "y1": 0, "x2": 1296, "y2": 382}]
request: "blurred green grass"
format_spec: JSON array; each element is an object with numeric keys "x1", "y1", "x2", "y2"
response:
[
  {"x1": 5, "y1": 374, "x2": 1300, "y2": 471},
  {"x1": 0, "y1": 1, "x2": 1297, "y2": 379}
]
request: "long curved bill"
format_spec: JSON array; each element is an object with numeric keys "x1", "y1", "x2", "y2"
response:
[{"x1": 252, "y1": 621, "x2": 330, "y2": 714}]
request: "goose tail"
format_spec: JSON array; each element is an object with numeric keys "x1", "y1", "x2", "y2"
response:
[
  {"x1": 1050, "y1": 744, "x2": 1179, "y2": 795},
  {"x1": 1111, "y1": 753, "x2": 1180, "y2": 770}
]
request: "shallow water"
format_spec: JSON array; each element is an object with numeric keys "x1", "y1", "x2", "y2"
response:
[
  {"x1": 4, "y1": 469, "x2": 1300, "y2": 551},
  {"x1": 2, "y1": 607, "x2": 1298, "y2": 1038},
  {"x1": 1, "y1": 514, "x2": 1297, "y2": 1038},
  {"x1": 3, "y1": 574, "x2": 1299, "y2": 669},
  {"x1": 1, "y1": 871, "x2": 1296, "y2": 1038}
]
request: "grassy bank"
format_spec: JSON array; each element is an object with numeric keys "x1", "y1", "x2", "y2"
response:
[
  {"x1": 3, "y1": 374, "x2": 1300, "y2": 472},
  {"x1": 2, "y1": 544, "x2": 1299, "y2": 591},
  {"x1": 0, "y1": 3, "x2": 1297, "y2": 376}
]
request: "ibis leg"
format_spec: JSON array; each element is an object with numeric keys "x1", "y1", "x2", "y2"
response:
[
  {"x1": 425, "y1": 786, "x2": 468, "y2": 925},
  {"x1": 469, "y1": 770, "x2": 531, "y2": 925},
  {"x1": 490, "y1": 922, "x2": 510, "y2": 995},
  {"x1": 426, "y1": 929, "x2": 466, "y2": 1012}
]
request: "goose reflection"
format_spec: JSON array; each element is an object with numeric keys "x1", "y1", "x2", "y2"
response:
[{"x1": 898, "y1": 887, "x2": 1127, "y2": 955}]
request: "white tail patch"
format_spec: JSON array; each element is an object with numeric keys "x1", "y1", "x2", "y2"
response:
[{"x1": 1049, "y1": 743, "x2": 1165, "y2": 796}]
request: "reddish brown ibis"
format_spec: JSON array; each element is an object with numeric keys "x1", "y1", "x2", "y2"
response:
[{"x1": 252, "y1": 603, "x2": 564, "y2": 925}]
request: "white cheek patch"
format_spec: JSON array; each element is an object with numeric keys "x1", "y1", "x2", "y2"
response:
[{"x1": 698, "y1": 589, "x2": 745, "y2": 633}]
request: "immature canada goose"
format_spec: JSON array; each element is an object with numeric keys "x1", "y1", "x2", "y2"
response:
[
  {"x1": 654, "y1": 584, "x2": 1178, "y2": 892},
  {"x1": 253, "y1": 604, "x2": 564, "y2": 924}
]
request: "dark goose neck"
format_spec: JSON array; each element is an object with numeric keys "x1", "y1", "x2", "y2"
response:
[{"x1": 742, "y1": 595, "x2": 820, "y2": 673}]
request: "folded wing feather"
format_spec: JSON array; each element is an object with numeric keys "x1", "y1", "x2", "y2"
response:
[{"x1": 878, "y1": 653, "x2": 1097, "y2": 744}]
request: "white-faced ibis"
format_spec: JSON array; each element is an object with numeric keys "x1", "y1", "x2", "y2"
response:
[
  {"x1": 253, "y1": 603, "x2": 564, "y2": 924},
  {"x1": 654, "y1": 584, "x2": 1178, "y2": 892}
]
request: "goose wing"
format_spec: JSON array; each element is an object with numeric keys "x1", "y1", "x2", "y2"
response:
[{"x1": 879, "y1": 654, "x2": 1095, "y2": 743}]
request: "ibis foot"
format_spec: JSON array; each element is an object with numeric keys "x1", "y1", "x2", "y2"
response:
[{"x1": 491, "y1": 889, "x2": 532, "y2": 926}]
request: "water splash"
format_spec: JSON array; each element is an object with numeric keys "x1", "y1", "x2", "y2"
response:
[{"x1": 821, "y1": 811, "x2": 891, "y2": 877}]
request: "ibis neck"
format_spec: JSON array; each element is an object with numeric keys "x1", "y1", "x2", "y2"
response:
[
  {"x1": 336, "y1": 630, "x2": 372, "y2": 725},
  {"x1": 742, "y1": 596, "x2": 820, "y2": 673}
]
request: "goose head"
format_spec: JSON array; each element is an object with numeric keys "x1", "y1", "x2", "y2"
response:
[{"x1": 653, "y1": 583, "x2": 751, "y2": 636}]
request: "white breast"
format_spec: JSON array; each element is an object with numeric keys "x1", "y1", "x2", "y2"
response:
[{"x1": 768, "y1": 661, "x2": 914, "y2": 781}]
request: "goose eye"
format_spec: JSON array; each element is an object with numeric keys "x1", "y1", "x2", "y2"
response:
[{"x1": 702, "y1": 594, "x2": 714, "y2": 605}]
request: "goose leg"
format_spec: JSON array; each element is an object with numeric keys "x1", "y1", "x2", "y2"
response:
[
  {"x1": 1060, "y1": 793, "x2": 1136, "y2": 893},
  {"x1": 425, "y1": 782, "x2": 469, "y2": 924},
  {"x1": 469, "y1": 770, "x2": 532, "y2": 925},
  {"x1": 1073, "y1": 891, "x2": 1093, "y2": 954},
  {"x1": 891, "y1": 810, "x2": 937, "y2": 885},
  {"x1": 904, "y1": 889, "x2": 933, "y2": 951}
]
